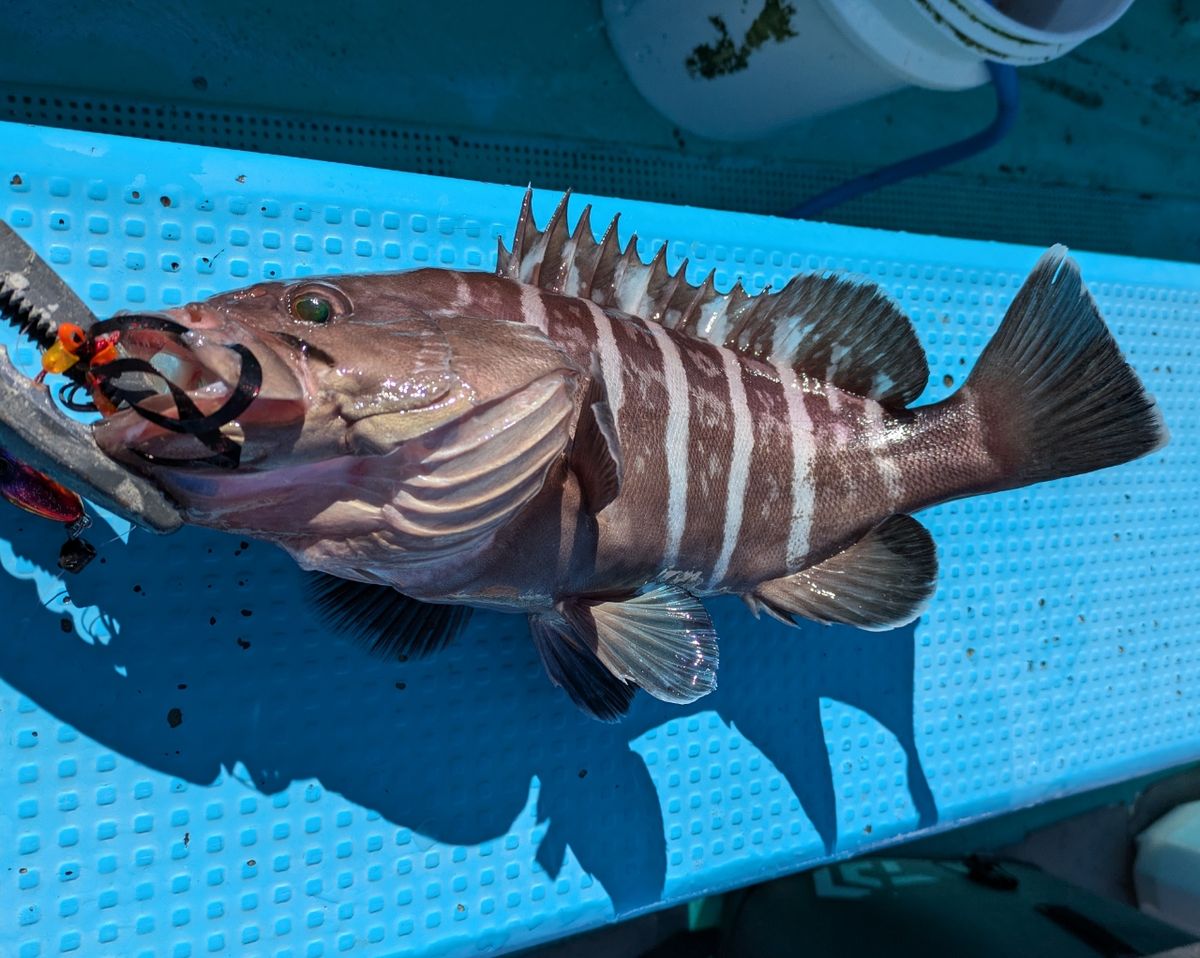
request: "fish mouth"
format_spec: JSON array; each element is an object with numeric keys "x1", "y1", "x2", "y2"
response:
[
  {"x1": 89, "y1": 316, "x2": 300, "y2": 470},
  {"x1": 108, "y1": 326, "x2": 240, "y2": 407}
]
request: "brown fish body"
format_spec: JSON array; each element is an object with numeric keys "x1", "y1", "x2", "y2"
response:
[
  {"x1": 87, "y1": 192, "x2": 1167, "y2": 720},
  {"x1": 362, "y1": 270, "x2": 985, "y2": 609}
]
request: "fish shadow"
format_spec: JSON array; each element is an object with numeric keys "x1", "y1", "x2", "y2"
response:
[{"x1": 0, "y1": 515, "x2": 937, "y2": 915}]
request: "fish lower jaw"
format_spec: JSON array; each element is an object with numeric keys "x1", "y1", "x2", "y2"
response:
[{"x1": 92, "y1": 409, "x2": 224, "y2": 462}]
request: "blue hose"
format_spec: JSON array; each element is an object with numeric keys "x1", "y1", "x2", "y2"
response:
[{"x1": 785, "y1": 61, "x2": 1021, "y2": 219}]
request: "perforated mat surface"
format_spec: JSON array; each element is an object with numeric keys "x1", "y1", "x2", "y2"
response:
[{"x1": 1, "y1": 122, "x2": 1197, "y2": 957}]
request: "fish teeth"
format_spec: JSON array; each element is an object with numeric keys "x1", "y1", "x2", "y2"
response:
[{"x1": 194, "y1": 379, "x2": 231, "y2": 399}]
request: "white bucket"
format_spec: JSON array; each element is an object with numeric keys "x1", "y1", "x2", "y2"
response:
[{"x1": 602, "y1": 0, "x2": 1136, "y2": 140}]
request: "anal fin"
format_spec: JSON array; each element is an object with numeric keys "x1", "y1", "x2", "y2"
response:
[
  {"x1": 750, "y1": 514, "x2": 937, "y2": 631},
  {"x1": 309, "y1": 572, "x2": 472, "y2": 659}
]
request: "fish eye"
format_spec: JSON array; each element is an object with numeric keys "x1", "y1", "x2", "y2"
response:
[
  {"x1": 292, "y1": 294, "x2": 332, "y2": 324},
  {"x1": 286, "y1": 283, "x2": 351, "y2": 324}
]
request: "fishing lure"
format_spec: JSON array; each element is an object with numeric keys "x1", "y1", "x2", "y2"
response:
[
  {"x1": 12, "y1": 291, "x2": 263, "y2": 471},
  {"x1": 0, "y1": 228, "x2": 217, "y2": 564},
  {"x1": 0, "y1": 320, "x2": 99, "y2": 571},
  {"x1": 3, "y1": 308, "x2": 258, "y2": 566},
  {"x1": 37, "y1": 321, "x2": 122, "y2": 412},
  {"x1": 0, "y1": 444, "x2": 84, "y2": 523},
  {"x1": 44, "y1": 314, "x2": 263, "y2": 468},
  {"x1": 0, "y1": 445, "x2": 96, "y2": 572}
]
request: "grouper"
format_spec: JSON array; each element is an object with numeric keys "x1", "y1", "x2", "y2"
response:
[{"x1": 18, "y1": 192, "x2": 1167, "y2": 719}]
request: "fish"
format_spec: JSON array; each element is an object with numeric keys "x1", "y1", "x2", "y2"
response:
[{"x1": 40, "y1": 191, "x2": 1167, "y2": 720}]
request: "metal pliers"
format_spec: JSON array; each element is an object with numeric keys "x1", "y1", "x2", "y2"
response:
[{"x1": 0, "y1": 221, "x2": 182, "y2": 534}]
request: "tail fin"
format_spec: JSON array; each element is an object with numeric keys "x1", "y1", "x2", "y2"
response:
[{"x1": 964, "y1": 245, "x2": 1168, "y2": 488}]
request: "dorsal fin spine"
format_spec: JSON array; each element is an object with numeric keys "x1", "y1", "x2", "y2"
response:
[
  {"x1": 499, "y1": 190, "x2": 928, "y2": 407},
  {"x1": 644, "y1": 245, "x2": 673, "y2": 323},
  {"x1": 616, "y1": 236, "x2": 656, "y2": 316},
  {"x1": 506, "y1": 188, "x2": 537, "y2": 278},
  {"x1": 661, "y1": 257, "x2": 694, "y2": 328},
  {"x1": 590, "y1": 216, "x2": 622, "y2": 307},
  {"x1": 564, "y1": 204, "x2": 596, "y2": 297},
  {"x1": 678, "y1": 269, "x2": 716, "y2": 338},
  {"x1": 537, "y1": 191, "x2": 573, "y2": 292}
]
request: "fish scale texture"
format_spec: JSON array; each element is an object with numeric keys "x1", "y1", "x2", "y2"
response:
[{"x1": 0, "y1": 121, "x2": 1197, "y2": 957}]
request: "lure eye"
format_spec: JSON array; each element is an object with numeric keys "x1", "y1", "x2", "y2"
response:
[
  {"x1": 58, "y1": 323, "x2": 86, "y2": 352},
  {"x1": 292, "y1": 294, "x2": 332, "y2": 324},
  {"x1": 286, "y1": 282, "x2": 350, "y2": 325}
]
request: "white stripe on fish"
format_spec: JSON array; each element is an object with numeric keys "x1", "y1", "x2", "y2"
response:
[
  {"x1": 520, "y1": 283, "x2": 549, "y2": 334},
  {"x1": 648, "y1": 322, "x2": 690, "y2": 569},
  {"x1": 709, "y1": 347, "x2": 753, "y2": 589},
  {"x1": 866, "y1": 401, "x2": 904, "y2": 502},
  {"x1": 588, "y1": 302, "x2": 626, "y2": 435},
  {"x1": 773, "y1": 360, "x2": 816, "y2": 571}
]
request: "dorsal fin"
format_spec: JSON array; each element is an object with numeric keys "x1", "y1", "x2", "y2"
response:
[{"x1": 497, "y1": 189, "x2": 928, "y2": 408}]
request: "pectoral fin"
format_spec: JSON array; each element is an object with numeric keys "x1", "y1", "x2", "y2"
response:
[
  {"x1": 749, "y1": 514, "x2": 937, "y2": 631},
  {"x1": 387, "y1": 371, "x2": 576, "y2": 549},
  {"x1": 569, "y1": 367, "x2": 623, "y2": 515}
]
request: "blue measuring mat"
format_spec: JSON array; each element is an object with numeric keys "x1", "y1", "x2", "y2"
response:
[{"x1": 1, "y1": 121, "x2": 1196, "y2": 958}]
